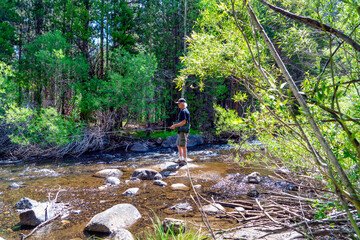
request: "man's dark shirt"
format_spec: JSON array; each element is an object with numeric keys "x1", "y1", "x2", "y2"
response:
[{"x1": 178, "y1": 108, "x2": 190, "y2": 124}]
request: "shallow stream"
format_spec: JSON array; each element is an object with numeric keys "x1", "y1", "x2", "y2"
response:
[{"x1": 0, "y1": 145, "x2": 273, "y2": 240}]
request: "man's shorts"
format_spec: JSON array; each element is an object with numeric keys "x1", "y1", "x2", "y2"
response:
[{"x1": 176, "y1": 132, "x2": 189, "y2": 147}]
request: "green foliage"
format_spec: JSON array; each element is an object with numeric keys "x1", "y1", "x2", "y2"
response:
[
  {"x1": 312, "y1": 200, "x2": 341, "y2": 220},
  {"x1": 4, "y1": 105, "x2": 83, "y2": 146},
  {"x1": 139, "y1": 213, "x2": 207, "y2": 240},
  {"x1": 102, "y1": 48, "x2": 158, "y2": 122},
  {"x1": 213, "y1": 104, "x2": 244, "y2": 134}
]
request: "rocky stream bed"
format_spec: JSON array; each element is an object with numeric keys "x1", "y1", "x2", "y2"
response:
[{"x1": 0, "y1": 138, "x2": 330, "y2": 240}]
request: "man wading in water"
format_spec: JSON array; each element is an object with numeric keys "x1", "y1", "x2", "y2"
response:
[{"x1": 170, "y1": 98, "x2": 190, "y2": 166}]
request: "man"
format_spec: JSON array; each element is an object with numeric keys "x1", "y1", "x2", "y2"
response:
[{"x1": 169, "y1": 98, "x2": 190, "y2": 165}]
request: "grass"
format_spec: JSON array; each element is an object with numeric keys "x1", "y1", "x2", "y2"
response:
[
  {"x1": 138, "y1": 213, "x2": 208, "y2": 240},
  {"x1": 131, "y1": 129, "x2": 202, "y2": 140}
]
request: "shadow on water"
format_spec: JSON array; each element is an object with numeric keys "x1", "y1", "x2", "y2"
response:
[{"x1": 0, "y1": 144, "x2": 274, "y2": 240}]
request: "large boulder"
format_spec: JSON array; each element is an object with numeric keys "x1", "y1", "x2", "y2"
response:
[
  {"x1": 84, "y1": 204, "x2": 141, "y2": 233},
  {"x1": 161, "y1": 135, "x2": 204, "y2": 148},
  {"x1": 15, "y1": 197, "x2": 39, "y2": 210},
  {"x1": 130, "y1": 142, "x2": 149, "y2": 152},
  {"x1": 131, "y1": 169, "x2": 162, "y2": 180},
  {"x1": 20, "y1": 203, "x2": 55, "y2": 226},
  {"x1": 93, "y1": 169, "x2": 123, "y2": 179}
]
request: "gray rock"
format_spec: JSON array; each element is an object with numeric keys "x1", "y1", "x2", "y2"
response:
[
  {"x1": 153, "y1": 180, "x2": 167, "y2": 187},
  {"x1": 171, "y1": 183, "x2": 189, "y2": 191},
  {"x1": 122, "y1": 188, "x2": 139, "y2": 196},
  {"x1": 161, "y1": 135, "x2": 204, "y2": 148},
  {"x1": 20, "y1": 203, "x2": 55, "y2": 226},
  {"x1": 15, "y1": 197, "x2": 39, "y2": 210},
  {"x1": 111, "y1": 228, "x2": 134, "y2": 240},
  {"x1": 162, "y1": 218, "x2": 186, "y2": 235},
  {"x1": 8, "y1": 183, "x2": 21, "y2": 189},
  {"x1": 94, "y1": 169, "x2": 123, "y2": 178},
  {"x1": 170, "y1": 203, "x2": 193, "y2": 213},
  {"x1": 105, "y1": 177, "x2": 121, "y2": 186},
  {"x1": 201, "y1": 203, "x2": 225, "y2": 214},
  {"x1": 247, "y1": 172, "x2": 261, "y2": 184},
  {"x1": 84, "y1": 204, "x2": 141, "y2": 233},
  {"x1": 130, "y1": 142, "x2": 149, "y2": 152},
  {"x1": 131, "y1": 169, "x2": 162, "y2": 180},
  {"x1": 155, "y1": 137, "x2": 163, "y2": 145},
  {"x1": 158, "y1": 162, "x2": 179, "y2": 171},
  {"x1": 247, "y1": 189, "x2": 259, "y2": 198}
]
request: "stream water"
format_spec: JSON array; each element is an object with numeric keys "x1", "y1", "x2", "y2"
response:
[{"x1": 0, "y1": 144, "x2": 274, "y2": 240}]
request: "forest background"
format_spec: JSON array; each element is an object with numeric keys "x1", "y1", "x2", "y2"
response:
[{"x1": 1, "y1": 0, "x2": 360, "y2": 234}]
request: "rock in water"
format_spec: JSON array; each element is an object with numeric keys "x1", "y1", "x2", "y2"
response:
[
  {"x1": 15, "y1": 197, "x2": 39, "y2": 210},
  {"x1": 8, "y1": 183, "x2": 21, "y2": 189},
  {"x1": 105, "y1": 177, "x2": 121, "y2": 186},
  {"x1": 20, "y1": 203, "x2": 55, "y2": 226},
  {"x1": 170, "y1": 203, "x2": 193, "y2": 213},
  {"x1": 111, "y1": 228, "x2": 134, "y2": 240},
  {"x1": 201, "y1": 203, "x2": 225, "y2": 214},
  {"x1": 247, "y1": 189, "x2": 260, "y2": 198},
  {"x1": 247, "y1": 172, "x2": 261, "y2": 184},
  {"x1": 122, "y1": 188, "x2": 139, "y2": 196},
  {"x1": 130, "y1": 142, "x2": 149, "y2": 152},
  {"x1": 84, "y1": 204, "x2": 141, "y2": 233},
  {"x1": 93, "y1": 169, "x2": 123, "y2": 178},
  {"x1": 131, "y1": 169, "x2": 162, "y2": 180},
  {"x1": 153, "y1": 180, "x2": 167, "y2": 187},
  {"x1": 162, "y1": 218, "x2": 186, "y2": 235}
]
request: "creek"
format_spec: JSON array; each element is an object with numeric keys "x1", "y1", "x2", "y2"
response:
[{"x1": 0, "y1": 144, "x2": 274, "y2": 240}]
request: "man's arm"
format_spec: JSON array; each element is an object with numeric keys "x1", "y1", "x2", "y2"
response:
[{"x1": 169, "y1": 119, "x2": 186, "y2": 129}]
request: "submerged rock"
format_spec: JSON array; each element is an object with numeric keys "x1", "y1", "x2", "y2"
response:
[
  {"x1": 170, "y1": 203, "x2": 193, "y2": 213},
  {"x1": 162, "y1": 218, "x2": 186, "y2": 235},
  {"x1": 84, "y1": 203, "x2": 141, "y2": 233},
  {"x1": 122, "y1": 188, "x2": 140, "y2": 196},
  {"x1": 15, "y1": 197, "x2": 39, "y2": 210},
  {"x1": 171, "y1": 183, "x2": 189, "y2": 191},
  {"x1": 201, "y1": 203, "x2": 225, "y2": 215},
  {"x1": 94, "y1": 169, "x2": 123, "y2": 179},
  {"x1": 105, "y1": 177, "x2": 121, "y2": 186},
  {"x1": 153, "y1": 180, "x2": 167, "y2": 187},
  {"x1": 8, "y1": 183, "x2": 21, "y2": 190},
  {"x1": 131, "y1": 169, "x2": 162, "y2": 180}
]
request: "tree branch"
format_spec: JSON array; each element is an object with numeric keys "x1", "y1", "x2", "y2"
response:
[{"x1": 257, "y1": 0, "x2": 360, "y2": 52}]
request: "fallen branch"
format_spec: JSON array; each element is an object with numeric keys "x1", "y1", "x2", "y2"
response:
[{"x1": 20, "y1": 213, "x2": 61, "y2": 240}]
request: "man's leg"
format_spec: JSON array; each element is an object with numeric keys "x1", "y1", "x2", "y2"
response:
[
  {"x1": 180, "y1": 146, "x2": 187, "y2": 159},
  {"x1": 177, "y1": 145, "x2": 183, "y2": 159}
]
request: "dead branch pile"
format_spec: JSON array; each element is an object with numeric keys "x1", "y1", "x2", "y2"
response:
[{"x1": 206, "y1": 174, "x2": 358, "y2": 239}]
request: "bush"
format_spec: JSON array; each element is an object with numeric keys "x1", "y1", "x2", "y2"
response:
[{"x1": 4, "y1": 105, "x2": 83, "y2": 146}]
